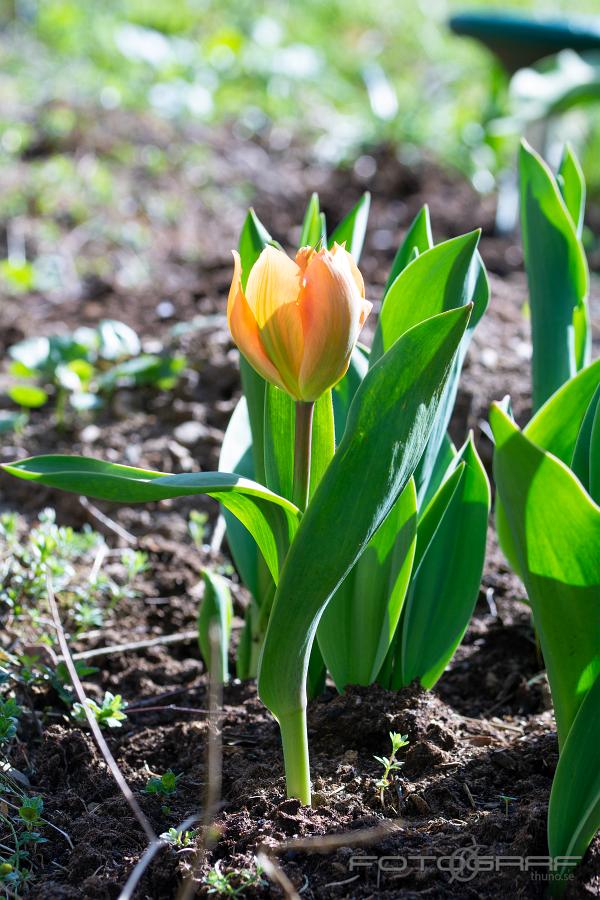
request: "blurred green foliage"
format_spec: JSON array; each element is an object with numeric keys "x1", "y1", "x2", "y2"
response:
[
  {"x1": 0, "y1": 0, "x2": 599, "y2": 307},
  {"x1": 1, "y1": 0, "x2": 599, "y2": 168}
]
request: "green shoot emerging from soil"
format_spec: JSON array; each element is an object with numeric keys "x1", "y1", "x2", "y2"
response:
[
  {"x1": 144, "y1": 769, "x2": 181, "y2": 797},
  {"x1": 374, "y1": 732, "x2": 409, "y2": 808},
  {"x1": 72, "y1": 691, "x2": 128, "y2": 729},
  {"x1": 204, "y1": 860, "x2": 266, "y2": 897}
]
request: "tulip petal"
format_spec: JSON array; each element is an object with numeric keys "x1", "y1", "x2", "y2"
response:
[
  {"x1": 245, "y1": 246, "x2": 304, "y2": 396},
  {"x1": 245, "y1": 246, "x2": 302, "y2": 327},
  {"x1": 227, "y1": 251, "x2": 287, "y2": 391},
  {"x1": 332, "y1": 242, "x2": 365, "y2": 298},
  {"x1": 298, "y1": 248, "x2": 371, "y2": 400}
]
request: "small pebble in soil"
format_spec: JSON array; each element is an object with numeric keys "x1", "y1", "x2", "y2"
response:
[{"x1": 173, "y1": 420, "x2": 209, "y2": 446}]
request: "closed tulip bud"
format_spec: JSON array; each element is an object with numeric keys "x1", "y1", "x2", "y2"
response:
[{"x1": 227, "y1": 243, "x2": 372, "y2": 402}]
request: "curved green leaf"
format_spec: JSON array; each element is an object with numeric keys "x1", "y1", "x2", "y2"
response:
[
  {"x1": 370, "y1": 230, "x2": 482, "y2": 365},
  {"x1": 496, "y1": 359, "x2": 600, "y2": 575},
  {"x1": 383, "y1": 204, "x2": 433, "y2": 296},
  {"x1": 548, "y1": 672, "x2": 600, "y2": 888},
  {"x1": 519, "y1": 140, "x2": 589, "y2": 411},
  {"x1": 490, "y1": 403, "x2": 600, "y2": 748},
  {"x1": 2, "y1": 455, "x2": 300, "y2": 586},
  {"x1": 317, "y1": 478, "x2": 417, "y2": 690},
  {"x1": 398, "y1": 435, "x2": 490, "y2": 689},
  {"x1": 198, "y1": 570, "x2": 232, "y2": 683},
  {"x1": 558, "y1": 144, "x2": 585, "y2": 237},
  {"x1": 258, "y1": 304, "x2": 471, "y2": 721},
  {"x1": 328, "y1": 192, "x2": 370, "y2": 262},
  {"x1": 299, "y1": 193, "x2": 325, "y2": 248},
  {"x1": 219, "y1": 397, "x2": 260, "y2": 597}
]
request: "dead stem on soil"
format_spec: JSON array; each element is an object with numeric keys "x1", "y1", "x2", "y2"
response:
[
  {"x1": 46, "y1": 574, "x2": 157, "y2": 845},
  {"x1": 176, "y1": 624, "x2": 223, "y2": 900},
  {"x1": 256, "y1": 819, "x2": 405, "y2": 897},
  {"x1": 118, "y1": 813, "x2": 201, "y2": 900},
  {"x1": 256, "y1": 852, "x2": 301, "y2": 900},
  {"x1": 78, "y1": 496, "x2": 137, "y2": 545},
  {"x1": 62, "y1": 629, "x2": 198, "y2": 662}
]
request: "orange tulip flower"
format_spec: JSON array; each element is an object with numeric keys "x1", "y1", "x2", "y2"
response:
[{"x1": 227, "y1": 243, "x2": 372, "y2": 402}]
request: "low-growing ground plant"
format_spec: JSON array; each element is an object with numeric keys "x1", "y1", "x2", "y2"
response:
[
  {"x1": 374, "y1": 731, "x2": 409, "y2": 808},
  {"x1": 6, "y1": 319, "x2": 185, "y2": 427}
]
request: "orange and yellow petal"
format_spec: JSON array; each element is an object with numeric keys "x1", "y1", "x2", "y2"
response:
[
  {"x1": 245, "y1": 246, "x2": 302, "y2": 328},
  {"x1": 227, "y1": 252, "x2": 287, "y2": 391},
  {"x1": 331, "y1": 242, "x2": 366, "y2": 298},
  {"x1": 297, "y1": 248, "x2": 368, "y2": 399}
]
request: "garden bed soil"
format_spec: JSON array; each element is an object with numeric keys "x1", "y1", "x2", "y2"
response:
[{"x1": 1, "y1": 121, "x2": 599, "y2": 898}]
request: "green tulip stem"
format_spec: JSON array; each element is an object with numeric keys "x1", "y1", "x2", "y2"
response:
[
  {"x1": 292, "y1": 401, "x2": 315, "y2": 511},
  {"x1": 279, "y1": 707, "x2": 311, "y2": 804}
]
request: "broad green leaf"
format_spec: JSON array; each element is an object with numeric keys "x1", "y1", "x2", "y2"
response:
[
  {"x1": 328, "y1": 192, "x2": 370, "y2": 262},
  {"x1": 490, "y1": 403, "x2": 600, "y2": 749},
  {"x1": 371, "y1": 228, "x2": 487, "y2": 505},
  {"x1": 571, "y1": 383, "x2": 600, "y2": 497},
  {"x1": 318, "y1": 478, "x2": 417, "y2": 690},
  {"x1": 258, "y1": 304, "x2": 472, "y2": 730},
  {"x1": 419, "y1": 432, "x2": 457, "y2": 511},
  {"x1": 332, "y1": 345, "x2": 369, "y2": 443},
  {"x1": 264, "y1": 388, "x2": 335, "y2": 504},
  {"x1": 2, "y1": 455, "x2": 300, "y2": 587},
  {"x1": 239, "y1": 208, "x2": 272, "y2": 289},
  {"x1": 397, "y1": 435, "x2": 490, "y2": 689},
  {"x1": 218, "y1": 397, "x2": 260, "y2": 598},
  {"x1": 526, "y1": 357, "x2": 600, "y2": 463},
  {"x1": 306, "y1": 644, "x2": 326, "y2": 700},
  {"x1": 198, "y1": 570, "x2": 232, "y2": 683},
  {"x1": 383, "y1": 204, "x2": 433, "y2": 296},
  {"x1": 496, "y1": 358, "x2": 600, "y2": 575},
  {"x1": 519, "y1": 140, "x2": 589, "y2": 411},
  {"x1": 370, "y1": 230, "x2": 481, "y2": 365},
  {"x1": 299, "y1": 193, "x2": 324, "y2": 248},
  {"x1": 591, "y1": 400, "x2": 600, "y2": 505},
  {"x1": 558, "y1": 144, "x2": 585, "y2": 237},
  {"x1": 548, "y1": 672, "x2": 600, "y2": 888}
]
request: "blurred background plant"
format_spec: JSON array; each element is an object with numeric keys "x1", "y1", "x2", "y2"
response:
[{"x1": 1, "y1": 0, "x2": 599, "y2": 304}]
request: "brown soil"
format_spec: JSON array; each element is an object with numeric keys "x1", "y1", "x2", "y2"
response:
[{"x1": 1, "y1": 122, "x2": 599, "y2": 899}]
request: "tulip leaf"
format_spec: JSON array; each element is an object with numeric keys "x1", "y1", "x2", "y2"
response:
[
  {"x1": 318, "y1": 478, "x2": 417, "y2": 690},
  {"x1": 591, "y1": 399, "x2": 600, "y2": 505},
  {"x1": 571, "y1": 382, "x2": 600, "y2": 499},
  {"x1": 2, "y1": 455, "x2": 300, "y2": 587},
  {"x1": 496, "y1": 358, "x2": 600, "y2": 575},
  {"x1": 383, "y1": 204, "x2": 433, "y2": 295},
  {"x1": 519, "y1": 139, "x2": 589, "y2": 411},
  {"x1": 332, "y1": 345, "x2": 369, "y2": 443},
  {"x1": 299, "y1": 193, "x2": 325, "y2": 248},
  {"x1": 371, "y1": 230, "x2": 481, "y2": 365},
  {"x1": 264, "y1": 387, "x2": 335, "y2": 503},
  {"x1": 419, "y1": 431, "x2": 457, "y2": 511},
  {"x1": 548, "y1": 671, "x2": 600, "y2": 885},
  {"x1": 198, "y1": 570, "x2": 232, "y2": 683},
  {"x1": 219, "y1": 397, "x2": 260, "y2": 598},
  {"x1": 328, "y1": 192, "x2": 370, "y2": 262},
  {"x1": 396, "y1": 435, "x2": 490, "y2": 689},
  {"x1": 490, "y1": 402, "x2": 600, "y2": 749},
  {"x1": 558, "y1": 143, "x2": 585, "y2": 237},
  {"x1": 258, "y1": 304, "x2": 471, "y2": 800},
  {"x1": 371, "y1": 229, "x2": 487, "y2": 505}
]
